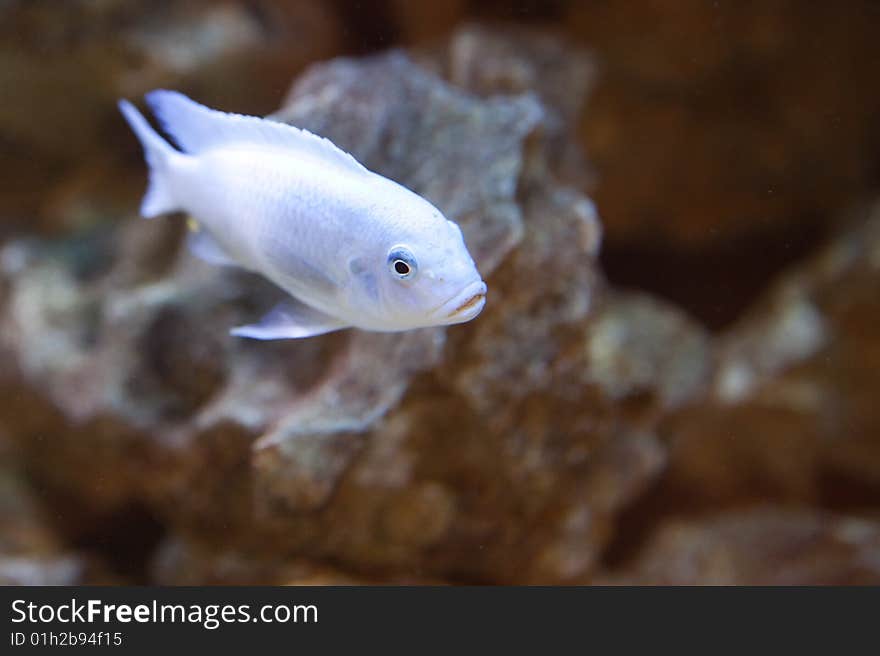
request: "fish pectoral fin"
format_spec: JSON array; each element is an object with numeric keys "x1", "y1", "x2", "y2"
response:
[
  {"x1": 186, "y1": 228, "x2": 238, "y2": 267},
  {"x1": 230, "y1": 299, "x2": 349, "y2": 340}
]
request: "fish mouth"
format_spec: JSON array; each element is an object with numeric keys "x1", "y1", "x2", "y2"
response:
[{"x1": 434, "y1": 280, "x2": 488, "y2": 324}]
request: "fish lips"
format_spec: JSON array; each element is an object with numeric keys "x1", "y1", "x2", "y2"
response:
[{"x1": 433, "y1": 280, "x2": 488, "y2": 324}]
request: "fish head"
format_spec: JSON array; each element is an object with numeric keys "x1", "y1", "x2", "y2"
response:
[{"x1": 347, "y1": 217, "x2": 486, "y2": 330}]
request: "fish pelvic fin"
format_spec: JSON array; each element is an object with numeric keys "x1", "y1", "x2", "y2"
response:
[
  {"x1": 118, "y1": 99, "x2": 182, "y2": 219},
  {"x1": 231, "y1": 299, "x2": 349, "y2": 340}
]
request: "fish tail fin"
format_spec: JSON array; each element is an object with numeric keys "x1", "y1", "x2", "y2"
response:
[{"x1": 118, "y1": 99, "x2": 181, "y2": 218}]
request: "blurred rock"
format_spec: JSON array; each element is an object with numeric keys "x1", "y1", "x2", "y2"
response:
[
  {"x1": 601, "y1": 508, "x2": 880, "y2": 585},
  {"x1": 0, "y1": 461, "x2": 60, "y2": 556},
  {"x1": 0, "y1": 555, "x2": 86, "y2": 586},
  {"x1": 660, "y1": 209, "x2": 880, "y2": 509},
  {"x1": 151, "y1": 534, "x2": 436, "y2": 585},
  {"x1": 436, "y1": 24, "x2": 598, "y2": 188},
  {"x1": 389, "y1": 0, "x2": 466, "y2": 46},
  {"x1": 0, "y1": 450, "x2": 87, "y2": 584},
  {"x1": 151, "y1": 536, "x2": 354, "y2": 585}
]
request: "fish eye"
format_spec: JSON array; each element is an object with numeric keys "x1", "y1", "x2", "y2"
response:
[{"x1": 387, "y1": 246, "x2": 418, "y2": 280}]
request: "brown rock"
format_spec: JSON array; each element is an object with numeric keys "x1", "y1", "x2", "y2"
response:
[
  {"x1": 0, "y1": 448, "x2": 87, "y2": 584},
  {"x1": 601, "y1": 508, "x2": 880, "y2": 585},
  {"x1": 661, "y1": 209, "x2": 880, "y2": 509}
]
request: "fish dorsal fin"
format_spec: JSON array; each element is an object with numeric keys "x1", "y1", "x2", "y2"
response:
[{"x1": 145, "y1": 90, "x2": 368, "y2": 175}]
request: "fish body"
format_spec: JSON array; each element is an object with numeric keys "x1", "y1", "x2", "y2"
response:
[{"x1": 118, "y1": 91, "x2": 486, "y2": 339}]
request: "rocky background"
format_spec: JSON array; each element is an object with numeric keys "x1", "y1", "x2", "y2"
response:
[{"x1": 1, "y1": 1, "x2": 879, "y2": 584}]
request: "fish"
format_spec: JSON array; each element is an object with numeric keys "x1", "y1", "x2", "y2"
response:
[{"x1": 117, "y1": 90, "x2": 487, "y2": 339}]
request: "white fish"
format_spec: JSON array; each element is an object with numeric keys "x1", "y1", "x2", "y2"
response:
[{"x1": 118, "y1": 90, "x2": 487, "y2": 339}]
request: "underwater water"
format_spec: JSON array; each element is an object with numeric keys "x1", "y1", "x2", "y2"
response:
[{"x1": 1, "y1": 0, "x2": 879, "y2": 584}]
